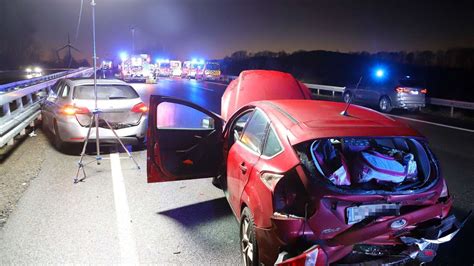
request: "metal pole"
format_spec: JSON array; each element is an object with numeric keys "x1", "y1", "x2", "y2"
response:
[
  {"x1": 131, "y1": 27, "x2": 135, "y2": 54},
  {"x1": 91, "y1": 0, "x2": 101, "y2": 164}
]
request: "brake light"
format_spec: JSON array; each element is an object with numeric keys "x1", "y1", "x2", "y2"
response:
[
  {"x1": 421, "y1": 88, "x2": 428, "y2": 94},
  {"x1": 396, "y1": 87, "x2": 410, "y2": 93},
  {"x1": 273, "y1": 171, "x2": 309, "y2": 217},
  {"x1": 131, "y1": 102, "x2": 148, "y2": 113},
  {"x1": 60, "y1": 105, "x2": 90, "y2": 115}
]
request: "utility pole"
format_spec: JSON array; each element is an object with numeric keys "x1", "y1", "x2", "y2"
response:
[{"x1": 131, "y1": 27, "x2": 135, "y2": 54}]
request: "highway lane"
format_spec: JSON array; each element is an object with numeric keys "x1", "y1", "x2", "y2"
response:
[{"x1": 0, "y1": 78, "x2": 473, "y2": 264}]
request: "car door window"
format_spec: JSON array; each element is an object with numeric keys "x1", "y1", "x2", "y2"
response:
[
  {"x1": 240, "y1": 109, "x2": 269, "y2": 153},
  {"x1": 262, "y1": 126, "x2": 283, "y2": 157},
  {"x1": 52, "y1": 81, "x2": 62, "y2": 95},
  {"x1": 60, "y1": 85, "x2": 70, "y2": 98},
  {"x1": 156, "y1": 102, "x2": 214, "y2": 130},
  {"x1": 230, "y1": 110, "x2": 253, "y2": 146}
]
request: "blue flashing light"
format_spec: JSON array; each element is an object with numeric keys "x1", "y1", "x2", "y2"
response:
[
  {"x1": 119, "y1": 51, "x2": 128, "y2": 61},
  {"x1": 375, "y1": 69, "x2": 384, "y2": 78}
]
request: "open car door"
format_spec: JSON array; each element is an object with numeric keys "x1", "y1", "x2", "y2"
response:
[{"x1": 147, "y1": 95, "x2": 223, "y2": 183}]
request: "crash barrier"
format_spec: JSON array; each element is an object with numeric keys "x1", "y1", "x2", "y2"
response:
[
  {"x1": 429, "y1": 98, "x2": 474, "y2": 117},
  {"x1": 0, "y1": 67, "x2": 94, "y2": 149}
]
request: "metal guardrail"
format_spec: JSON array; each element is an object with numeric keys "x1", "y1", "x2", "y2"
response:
[{"x1": 0, "y1": 67, "x2": 94, "y2": 149}]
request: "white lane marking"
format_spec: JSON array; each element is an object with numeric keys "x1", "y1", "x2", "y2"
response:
[
  {"x1": 389, "y1": 114, "x2": 474, "y2": 133},
  {"x1": 198, "y1": 85, "x2": 215, "y2": 92},
  {"x1": 110, "y1": 153, "x2": 139, "y2": 264},
  {"x1": 203, "y1": 81, "x2": 228, "y2": 87}
]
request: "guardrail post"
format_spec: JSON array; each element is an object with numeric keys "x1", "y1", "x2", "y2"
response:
[
  {"x1": 450, "y1": 106, "x2": 454, "y2": 117},
  {"x1": 332, "y1": 91, "x2": 335, "y2": 97}
]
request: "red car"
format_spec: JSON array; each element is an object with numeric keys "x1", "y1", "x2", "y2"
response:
[{"x1": 147, "y1": 70, "x2": 468, "y2": 265}]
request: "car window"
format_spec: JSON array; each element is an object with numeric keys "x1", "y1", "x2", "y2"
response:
[
  {"x1": 60, "y1": 85, "x2": 70, "y2": 98},
  {"x1": 262, "y1": 126, "x2": 283, "y2": 157},
  {"x1": 156, "y1": 102, "x2": 214, "y2": 130},
  {"x1": 240, "y1": 109, "x2": 269, "y2": 153},
  {"x1": 73, "y1": 84, "x2": 139, "y2": 100},
  {"x1": 230, "y1": 110, "x2": 253, "y2": 146},
  {"x1": 52, "y1": 81, "x2": 62, "y2": 94}
]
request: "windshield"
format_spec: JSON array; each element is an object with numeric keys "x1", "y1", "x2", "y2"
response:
[
  {"x1": 73, "y1": 84, "x2": 139, "y2": 100},
  {"x1": 206, "y1": 63, "x2": 220, "y2": 70}
]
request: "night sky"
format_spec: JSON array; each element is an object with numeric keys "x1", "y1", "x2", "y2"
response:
[{"x1": 5, "y1": 0, "x2": 474, "y2": 61}]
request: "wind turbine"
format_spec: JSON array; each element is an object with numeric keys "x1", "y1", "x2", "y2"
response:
[{"x1": 56, "y1": 33, "x2": 81, "y2": 67}]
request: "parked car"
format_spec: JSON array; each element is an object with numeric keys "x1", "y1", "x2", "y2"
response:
[
  {"x1": 343, "y1": 76, "x2": 427, "y2": 113},
  {"x1": 41, "y1": 78, "x2": 148, "y2": 150},
  {"x1": 146, "y1": 70, "x2": 466, "y2": 265}
]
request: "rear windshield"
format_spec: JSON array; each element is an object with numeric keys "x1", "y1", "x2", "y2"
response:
[
  {"x1": 398, "y1": 78, "x2": 424, "y2": 88},
  {"x1": 297, "y1": 137, "x2": 433, "y2": 192},
  {"x1": 73, "y1": 85, "x2": 139, "y2": 100}
]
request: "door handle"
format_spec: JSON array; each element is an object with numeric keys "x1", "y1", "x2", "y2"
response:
[{"x1": 239, "y1": 162, "x2": 247, "y2": 174}]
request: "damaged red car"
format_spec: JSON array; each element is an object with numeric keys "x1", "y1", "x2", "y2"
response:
[{"x1": 147, "y1": 70, "x2": 468, "y2": 265}]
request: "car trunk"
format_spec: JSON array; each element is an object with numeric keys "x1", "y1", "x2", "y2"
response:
[
  {"x1": 72, "y1": 84, "x2": 143, "y2": 129},
  {"x1": 74, "y1": 99, "x2": 143, "y2": 129},
  {"x1": 302, "y1": 137, "x2": 436, "y2": 193}
]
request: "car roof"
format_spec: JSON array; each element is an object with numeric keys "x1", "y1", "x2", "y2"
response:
[
  {"x1": 221, "y1": 70, "x2": 312, "y2": 121},
  {"x1": 64, "y1": 78, "x2": 129, "y2": 86},
  {"x1": 255, "y1": 100, "x2": 422, "y2": 145}
]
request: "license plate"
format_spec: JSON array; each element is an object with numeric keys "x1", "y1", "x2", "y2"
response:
[
  {"x1": 410, "y1": 90, "x2": 419, "y2": 95},
  {"x1": 346, "y1": 203, "x2": 400, "y2": 225}
]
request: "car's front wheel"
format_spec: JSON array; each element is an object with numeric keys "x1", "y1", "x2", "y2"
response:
[
  {"x1": 240, "y1": 207, "x2": 258, "y2": 266},
  {"x1": 379, "y1": 96, "x2": 392, "y2": 113}
]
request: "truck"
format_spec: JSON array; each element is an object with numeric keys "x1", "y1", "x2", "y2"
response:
[{"x1": 120, "y1": 54, "x2": 153, "y2": 83}]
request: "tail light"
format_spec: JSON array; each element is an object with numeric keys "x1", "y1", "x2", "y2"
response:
[
  {"x1": 396, "y1": 87, "x2": 410, "y2": 93},
  {"x1": 131, "y1": 102, "x2": 148, "y2": 113},
  {"x1": 60, "y1": 105, "x2": 90, "y2": 115},
  {"x1": 272, "y1": 171, "x2": 309, "y2": 217},
  {"x1": 275, "y1": 245, "x2": 327, "y2": 266},
  {"x1": 421, "y1": 88, "x2": 428, "y2": 94}
]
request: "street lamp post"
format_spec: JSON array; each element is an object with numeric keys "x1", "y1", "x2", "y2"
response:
[{"x1": 131, "y1": 27, "x2": 135, "y2": 54}]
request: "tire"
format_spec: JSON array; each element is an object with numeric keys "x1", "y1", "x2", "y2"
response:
[
  {"x1": 379, "y1": 96, "x2": 393, "y2": 113},
  {"x1": 53, "y1": 121, "x2": 65, "y2": 151},
  {"x1": 240, "y1": 207, "x2": 259, "y2": 266},
  {"x1": 343, "y1": 92, "x2": 352, "y2": 103}
]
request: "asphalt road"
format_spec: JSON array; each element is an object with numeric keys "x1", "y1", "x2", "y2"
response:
[{"x1": 0, "y1": 78, "x2": 473, "y2": 265}]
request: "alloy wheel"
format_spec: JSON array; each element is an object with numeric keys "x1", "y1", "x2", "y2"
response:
[{"x1": 241, "y1": 217, "x2": 254, "y2": 266}]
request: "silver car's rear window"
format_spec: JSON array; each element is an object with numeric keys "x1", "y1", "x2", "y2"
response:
[{"x1": 73, "y1": 85, "x2": 139, "y2": 100}]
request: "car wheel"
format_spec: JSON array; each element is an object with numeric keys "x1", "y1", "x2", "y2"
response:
[
  {"x1": 240, "y1": 207, "x2": 258, "y2": 266},
  {"x1": 379, "y1": 96, "x2": 392, "y2": 113},
  {"x1": 343, "y1": 92, "x2": 352, "y2": 103},
  {"x1": 53, "y1": 121, "x2": 65, "y2": 151}
]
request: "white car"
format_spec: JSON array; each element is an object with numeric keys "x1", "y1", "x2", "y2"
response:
[{"x1": 41, "y1": 78, "x2": 148, "y2": 150}]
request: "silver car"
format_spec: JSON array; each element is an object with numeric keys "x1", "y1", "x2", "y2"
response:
[
  {"x1": 41, "y1": 78, "x2": 147, "y2": 150},
  {"x1": 343, "y1": 76, "x2": 427, "y2": 112}
]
